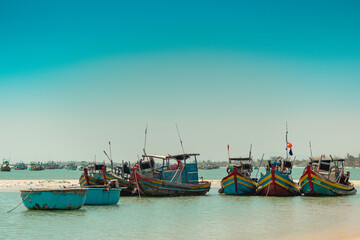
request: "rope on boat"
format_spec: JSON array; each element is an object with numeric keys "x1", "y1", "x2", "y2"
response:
[
  {"x1": 265, "y1": 183, "x2": 271, "y2": 197},
  {"x1": 134, "y1": 172, "x2": 142, "y2": 200},
  {"x1": 7, "y1": 192, "x2": 31, "y2": 213}
]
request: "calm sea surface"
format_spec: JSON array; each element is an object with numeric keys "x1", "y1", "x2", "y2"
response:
[
  {"x1": 1, "y1": 167, "x2": 360, "y2": 181},
  {"x1": 1, "y1": 168, "x2": 360, "y2": 240},
  {"x1": 1, "y1": 189, "x2": 360, "y2": 240}
]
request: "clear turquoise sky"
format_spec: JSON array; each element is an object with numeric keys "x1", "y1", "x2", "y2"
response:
[{"x1": 0, "y1": 1, "x2": 359, "y2": 162}]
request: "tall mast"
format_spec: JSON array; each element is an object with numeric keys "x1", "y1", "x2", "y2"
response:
[{"x1": 286, "y1": 122, "x2": 289, "y2": 159}]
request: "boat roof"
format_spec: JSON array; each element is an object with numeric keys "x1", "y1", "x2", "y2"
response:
[
  {"x1": 229, "y1": 157, "x2": 251, "y2": 161},
  {"x1": 310, "y1": 156, "x2": 345, "y2": 161},
  {"x1": 143, "y1": 153, "x2": 200, "y2": 160}
]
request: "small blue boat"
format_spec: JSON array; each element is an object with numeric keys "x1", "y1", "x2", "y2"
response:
[
  {"x1": 20, "y1": 188, "x2": 87, "y2": 210},
  {"x1": 84, "y1": 186, "x2": 121, "y2": 205}
]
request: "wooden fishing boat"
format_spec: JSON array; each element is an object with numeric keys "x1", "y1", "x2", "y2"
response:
[
  {"x1": 257, "y1": 124, "x2": 301, "y2": 196},
  {"x1": 45, "y1": 161, "x2": 59, "y2": 169},
  {"x1": 134, "y1": 153, "x2": 211, "y2": 196},
  {"x1": 65, "y1": 162, "x2": 78, "y2": 170},
  {"x1": 1, "y1": 159, "x2": 11, "y2": 171},
  {"x1": 14, "y1": 162, "x2": 27, "y2": 170},
  {"x1": 20, "y1": 188, "x2": 87, "y2": 210},
  {"x1": 79, "y1": 163, "x2": 136, "y2": 196},
  {"x1": 256, "y1": 158, "x2": 300, "y2": 196},
  {"x1": 29, "y1": 162, "x2": 44, "y2": 171},
  {"x1": 299, "y1": 156, "x2": 357, "y2": 196},
  {"x1": 219, "y1": 146, "x2": 257, "y2": 195},
  {"x1": 83, "y1": 185, "x2": 122, "y2": 205}
]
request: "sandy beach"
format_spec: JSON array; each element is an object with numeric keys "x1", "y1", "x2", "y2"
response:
[{"x1": 1, "y1": 179, "x2": 360, "y2": 192}]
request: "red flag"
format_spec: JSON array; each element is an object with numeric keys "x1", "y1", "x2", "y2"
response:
[
  {"x1": 227, "y1": 144, "x2": 229, "y2": 151},
  {"x1": 287, "y1": 142, "x2": 293, "y2": 148}
]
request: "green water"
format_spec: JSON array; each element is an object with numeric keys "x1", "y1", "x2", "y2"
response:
[
  {"x1": 2, "y1": 168, "x2": 360, "y2": 181},
  {"x1": 1, "y1": 188, "x2": 360, "y2": 240}
]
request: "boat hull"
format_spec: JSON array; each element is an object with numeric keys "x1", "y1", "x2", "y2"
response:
[
  {"x1": 257, "y1": 169, "x2": 300, "y2": 196},
  {"x1": 299, "y1": 167, "x2": 357, "y2": 196},
  {"x1": 220, "y1": 171, "x2": 256, "y2": 195},
  {"x1": 79, "y1": 172, "x2": 136, "y2": 196},
  {"x1": 1, "y1": 166, "x2": 11, "y2": 171},
  {"x1": 20, "y1": 188, "x2": 87, "y2": 210},
  {"x1": 135, "y1": 172, "x2": 211, "y2": 197},
  {"x1": 84, "y1": 187, "x2": 121, "y2": 205}
]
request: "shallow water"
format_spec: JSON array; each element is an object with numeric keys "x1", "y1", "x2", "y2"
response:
[
  {"x1": 1, "y1": 188, "x2": 359, "y2": 240},
  {"x1": 1, "y1": 167, "x2": 360, "y2": 181}
]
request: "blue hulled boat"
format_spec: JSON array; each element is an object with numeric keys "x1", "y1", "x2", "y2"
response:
[
  {"x1": 134, "y1": 153, "x2": 211, "y2": 196},
  {"x1": 257, "y1": 158, "x2": 300, "y2": 196},
  {"x1": 219, "y1": 146, "x2": 257, "y2": 195},
  {"x1": 83, "y1": 186, "x2": 121, "y2": 205},
  {"x1": 20, "y1": 188, "x2": 87, "y2": 210},
  {"x1": 299, "y1": 156, "x2": 357, "y2": 196}
]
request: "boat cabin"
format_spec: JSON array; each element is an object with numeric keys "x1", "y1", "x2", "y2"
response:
[
  {"x1": 309, "y1": 155, "x2": 345, "y2": 182},
  {"x1": 228, "y1": 157, "x2": 253, "y2": 177},
  {"x1": 266, "y1": 157, "x2": 293, "y2": 176},
  {"x1": 140, "y1": 153, "x2": 200, "y2": 184}
]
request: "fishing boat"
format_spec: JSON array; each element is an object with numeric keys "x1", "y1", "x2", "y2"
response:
[
  {"x1": 133, "y1": 153, "x2": 211, "y2": 197},
  {"x1": 82, "y1": 180, "x2": 122, "y2": 205},
  {"x1": 219, "y1": 146, "x2": 257, "y2": 195},
  {"x1": 299, "y1": 156, "x2": 357, "y2": 196},
  {"x1": 65, "y1": 162, "x2": 78, "y2": 170},
  {"x1": 1, "y1": 159, "x2": 11, "y2": 171},
  {"x1": 256, "y1": 125, "x2": 300, "y2": 196},
  {"x1": 79, "y1": 162, "x2": 136, "y2": 196},
  {"x1": 29, "y1": 162, "x2": 44, "y2": 171},
  {"x1": 45, "y1": 161, "x2": 59, "y2": 169},
  {"x1": 14, "y1": 162, "x2": 27, "y2": 170},
  {"x1": 20, "y1": 188, "x2": 87, "y2": 210},
  {"x1": 257, "y1": 157, "x2": 300, "y2": 196}
]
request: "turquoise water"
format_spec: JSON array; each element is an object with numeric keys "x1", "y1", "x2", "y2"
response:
[
  {"x1": 1, "y1": 188, "x2": 360, "y2": 240},
  {"x1": 2, "y1": 168, "x2": 360, "y2": 181}
]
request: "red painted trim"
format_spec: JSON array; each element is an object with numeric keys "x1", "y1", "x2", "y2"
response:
[
  {"x1": 102, "y1": 166, "x2": 107, "y2": 185},
  {"x1": 307, "y1": 165, "x2": 314, "y2": 193},
  {"x1": 271, "y1": 165, "x2": 276, "y2": 193},
  {"x1": 84, "y1": 168, "x2": 90, "y2": 186},
  {"x1": 234, "y1": 167, "x2": 238, "y2": 192}
]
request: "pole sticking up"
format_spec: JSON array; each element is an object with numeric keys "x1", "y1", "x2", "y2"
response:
[
  {"x1": 144, "y1": 124, "x2": 148, "y2": 153},
  {"x1": 227, "y1": 144, "x2": 230, "y2": 163},
  {"x1": 175, "y1": 124, "x2": 186, "y2": 156},
  {"x1": 286, "y1": 122, "x2": 289, "y2": 159},
  {"x1": 309, "y1": 141, "x2": 313, "y2": 158},
  {"x1": 109, "y1": 141, "x2": 113, "y2": 172},
  {"x1": 143, "y1": 124, "x2": 149, "y2": 161},
  {"x1": 255, "y1": 153, "x2": 265, "y2": 179},
  {"x1": 249, "y1": 144, "x2": 252, "y2": 159}
]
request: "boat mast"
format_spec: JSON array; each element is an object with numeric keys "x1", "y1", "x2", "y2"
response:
[
  {"x1": 286, "y1": 122, "x2": 289, "y2": 159},
  {"x1": 309, "y1": 141, "x2": 313, "y2": 158}
]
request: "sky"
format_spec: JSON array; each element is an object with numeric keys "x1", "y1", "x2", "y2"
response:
[{"x1": 0, "y1": 0, "x2": 359, "y2": 163}]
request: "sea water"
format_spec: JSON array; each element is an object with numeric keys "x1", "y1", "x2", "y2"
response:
[
  {"x1": 2, "y1": 168, "x2": 360, "y2": 181},
  {"x1": 1, "y1": 188, "x2": 360, "y2": 240},
  {"x1": 1, "y1": 168, "x2": 360, "y2": 240}
]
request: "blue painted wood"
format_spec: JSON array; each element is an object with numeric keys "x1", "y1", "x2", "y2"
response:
[
  {"x1": 21, "y1": 188, "x2": 87, "y2": 210},
  {"x1": 84, "y1": 187, "x2": 121, "y2": 205}
]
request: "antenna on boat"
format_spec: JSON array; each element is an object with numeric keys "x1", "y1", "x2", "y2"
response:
[
  {"x1": 143, "y1": 125, "x2": 150, "y2": 162},
  {"x1": 249, "y1": 144, "x2": 252, "y2": 159},
  {"x1": 227, "y1": 144, "x2": 230, "y2": 163},
  {"x1": 255, "y1": 153, "x2": 265, "y2": 179},
  {"x1": 144, "y1": 124, "x2": 148, "y2": 153},
  {"x1": 309, "y1": 141, "x2": 313, "y2": 158},
  {"x1": 286, "y1": 122, "x2": 289, "y2": 159},
  {"x1": 175, "y1": 124, "x2": 186, "y2": 155},
  {"x1": 109, "y1": 141, "x2": 114, "y2": 172}
]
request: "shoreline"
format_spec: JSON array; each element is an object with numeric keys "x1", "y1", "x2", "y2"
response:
[{"x1": 1, "y1": 179, "x2": 360, "y2": 192}]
